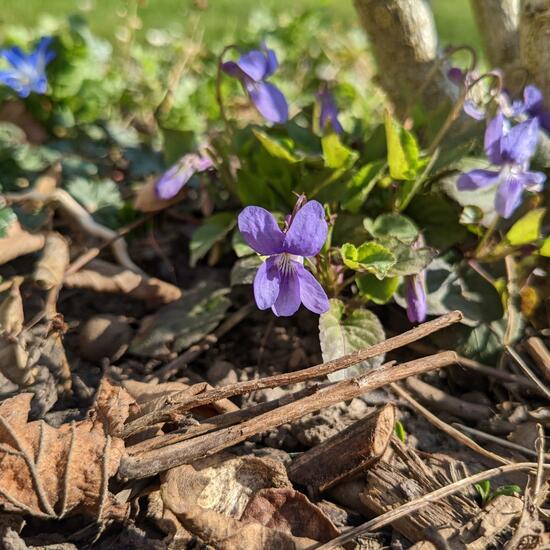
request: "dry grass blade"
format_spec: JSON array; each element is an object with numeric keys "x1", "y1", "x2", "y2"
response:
[
  {"x1": 390, "y1": 383, "x2": 509, "y2": 465},
  {"x1": 506, "y1": 345, "x2": 550, "y2": 400}
]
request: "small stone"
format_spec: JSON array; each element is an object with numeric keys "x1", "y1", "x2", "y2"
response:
[
  {"x1": 79, "y1": 314, "x2": 132, "y2": 362},
  {"x1": 206, "y1": 360, "x2": 238, "y2": 387}
]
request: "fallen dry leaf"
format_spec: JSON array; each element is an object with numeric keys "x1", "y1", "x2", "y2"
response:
[
  {"x1": 33, "y1": 233, "x2": 70, "y2": 290},
  {"x1": 241, "y1": 487, "x2": 339, "y2": 543},
  {"x1": 160, "y1": 456, "x2": 316, "y2": 550},
  {"x1": 64, "y1": 259, "x2": 181, "y2": 307},
  {"x1": 0, "y1": 379, "x2": 130, "y2": 520},
  {"x1": 0, "y1": 279, "x2": 35, "y2": 386},
  {"x1": 0, "y1": 222, "x2": 46, "y2": 266},
  {"x1": 0, "y1": 101, "x2": 47, "y2": 144}
]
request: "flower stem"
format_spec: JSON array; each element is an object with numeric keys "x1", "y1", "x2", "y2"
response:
[
  {"x1": 216, "y1": 45, "x2": 238, "y2": 133},
  {"x1": 475, "y1": 215, "x2": 500, "y2": 258}
]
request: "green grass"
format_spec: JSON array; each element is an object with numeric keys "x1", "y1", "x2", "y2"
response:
[{"x1": 2, "y1": 0, "x2": 482, "y2": 52}]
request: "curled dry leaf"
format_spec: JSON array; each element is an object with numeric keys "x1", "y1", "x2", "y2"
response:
[
  {"x1": 0, "y1": 379, "x2": 130, "y2": 520},
  {"x1": 241, "y1": 487, "x2": 339, "y2": 543},
  {"x1": 33, "y1": 233, "x2": 70, "y2": 290},
  {"x1": 160, "y1": 453, "x2": 316, "y2": 549},
  {"x1": 0, "y1": 279, "x2": 35, "y2": 386},
  {"x1": 0, "y1": 222, "x2": 45, "y2": 266},
  {"x1": 64, "y1": 259, "x2": 182, "y2": 307}
]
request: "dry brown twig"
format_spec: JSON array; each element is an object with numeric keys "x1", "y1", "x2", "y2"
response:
[
  {"x1": 119, "y1": 351, "x2": 458, "y2": 479},
  {"x1": 125, "y1": 311, "x2": 462, "y2": 437},
  {"x1": 390, "y1": 383, "x2": 509, "y2": 465}
]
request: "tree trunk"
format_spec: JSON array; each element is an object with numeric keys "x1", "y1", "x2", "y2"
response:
[
  {"x1": 470, "y1": 0, "x2": 520, "y2": 71},
  {"x1": 520, "y1": 0, "x2": 550, "y2": 99},
  {"x1": 352, "y1": 0, "x2": 452, "y2": 116}
]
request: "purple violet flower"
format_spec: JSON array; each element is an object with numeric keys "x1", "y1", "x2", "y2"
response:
[
  {"x1": 509, "y1": 85, "x2": 550, "y2": 133},
  {"x1": 318, "y1": 86, "x2": 343, "y2": 134},
  {"x1": 404, "y1": 273, "x2": 427, "y2": 324},
  {"x1": 222, "y1": 43, "x2": 288, "y2": 124},
  {"x1": 457, "y1": 111, "x2": 546, "y2": 218},
  {"x1": 238, "y1": 200, "x2": 329, "y2": 317},
  {"x1": 155, "y1": 152, "x2": 213, "y2": 200},
  {"x1": 0, "y1": 37, "x2": 55, "y2": 98},
  {"x1": 447, "y1": 67, "x2": 486, "y2": 120}
]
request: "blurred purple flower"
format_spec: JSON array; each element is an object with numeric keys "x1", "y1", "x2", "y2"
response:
[
  {"x1": 318, "y1": 86, "x2": 343, "y2": 134},
  {"x1": 447, "y1": 67, "x2": 485, "y2": 120},
  {"x1": 222, "y1": 43, "x2": 288, "y2": 124},
  {"x1": 238, "y1": 200, "x2": 329, "y2": 316},
  {"x1": 155, "y1": 152, "x2": 213, "y2": 200},
  {"x1": 509, "y1": 85, "x2": 550, "y2": 133},
  {"x1": 404, "y1": 273, "x2": 427, "y2": 323},
  {"x1": 457, "y1": 111, "x2": 545, "y2": 218},
  {"x1": 0, "y1": 37, "x2": 55, "y2": 98}
]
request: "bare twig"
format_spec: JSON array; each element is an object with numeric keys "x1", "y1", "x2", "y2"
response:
[
  {"x1": 390, "y1": 383, "x2": 509, "y2": 465},
  {"x1": 126, "y1": 311, "x2": 463, "y2": 435},
  {"x1": 5, "y1": 189, "x2": 141, "y2": 274},
  {"x1": 405, "y1": 376, "x2": 493, "y2": 421},
  {"x1": 453, "y1": 423, "x2": 550, "y2": 461},
  {"x1": 119, "y1": 352, "x2": 458, "y2": 478},
  {"x1": 506, "y1": 345, "x2": 550, "y2": 401},
  {"x1": 315, "y1": 462, "x2": 545, "y2": 550}
]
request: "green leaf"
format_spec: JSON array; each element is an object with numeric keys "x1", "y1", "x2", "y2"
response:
[
  {"x1": 0, "y1": 207, "x2": 16, "y2": 237},
  {"x1": 319, "y1": 299, "x2": 385, "y2": 382},
  {"x1": 394, "y1": 420, "x2": 407, "y2": 443},
  {"x1": 407, "y1": 193, "x2": 468, "y2": 249},
  {"x1": 189, "y1": 212, "x2": 236, "y2": 267},
  {"x1": 493, "y1": 484, "x2": 522, "y2": 499},
  {"x1": 384, "y1": 110, "x2": 420, "y2": 180},
  {"x1": 230, "y1": 255, "x2": 263, "y2": 286},
  {"x1": 365, "y1": 213, "x2": 418, "y2": 243},
  {"x1": 321, "y1": 132, "x2": 358, "y2": 169},
  {"x1": 474, "y1": 480, "x2": 491, "y2": 505},
  {"x1": 129, "y1": 282, "x2": 231, "y2": 358},
  {"x1": 540, "y1": 236, "x2": 550, "y2": 257},
  {"x1": 162, "y1": 128, "x2": 196, "y2": 166},
  {"x1": 252, "y1": 129, "x2": 301, "y2": 163},
  {"x1": 66, "y1": 177, "x2": 123, "y2": 228},
  {"x1": 343, "y1": 161, "x2": 385, "y2": 213},
  {"x1": 231, "y1": 229, "x2": 254, "y2": 258},
  {"x1": 356, "y1": 273, "x2": 399, "y2": 304},
  {"x1": 379, "y1": 237, "x2": 436, "y2": 277},
  {"x1": 341, "y1": 242, "x2": 396, "y2": 279},
  {"x1": 506, "y1": 208, "x2": 546, "y2": 246},
  {"x1": 460, "y1": 205, "x2": 484, "y2": 225}
]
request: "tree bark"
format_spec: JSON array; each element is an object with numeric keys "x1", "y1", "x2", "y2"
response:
[
  {"x1": 352, "y1": 0, "x2": 452, "y2": 116},
  {"x1": 470, "y1": 0, "x2": 520, "y2": 70},
  {"x1": 520, "y1": 0, "x2": 550, "y2": 99}
]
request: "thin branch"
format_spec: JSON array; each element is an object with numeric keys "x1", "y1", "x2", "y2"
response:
[
  {"x1": 119, "y1": 352, "x2": 458, "y2": 479},
  {"x1": 125, "y1": 311, "x2": 462, "y2": 436},
  {"x1": 390, "y1": 382, "x2": 509, "y2": 465},
  {"x1": 506, "y1": 345, "x2": 550, "y2": 401}
]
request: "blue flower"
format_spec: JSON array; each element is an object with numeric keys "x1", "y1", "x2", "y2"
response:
[
  {"x1": 0, "y1": 37, "x2": 55, "y2": 98},
  {"x1": 509, "y1": 85, "x2": 550, "y2": 133},
  {"x1": 318, "y1": 85, "x2": 343, "y2": 134},
  {"x1": 222, "y1": 43, "x2": 288, "y2": 124},
  {"x1": 238, "y1": 200, "x2": 329, "y2": 316},
  {"x1": 155, "y1": 152, "x2": 213, "y2": 200},
  {"x1": 458, "y1": 112, "x2": 546, "y2": 218},
  {"x1": 404, "y1": 273, "x2": 427, "y2": 323}
]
